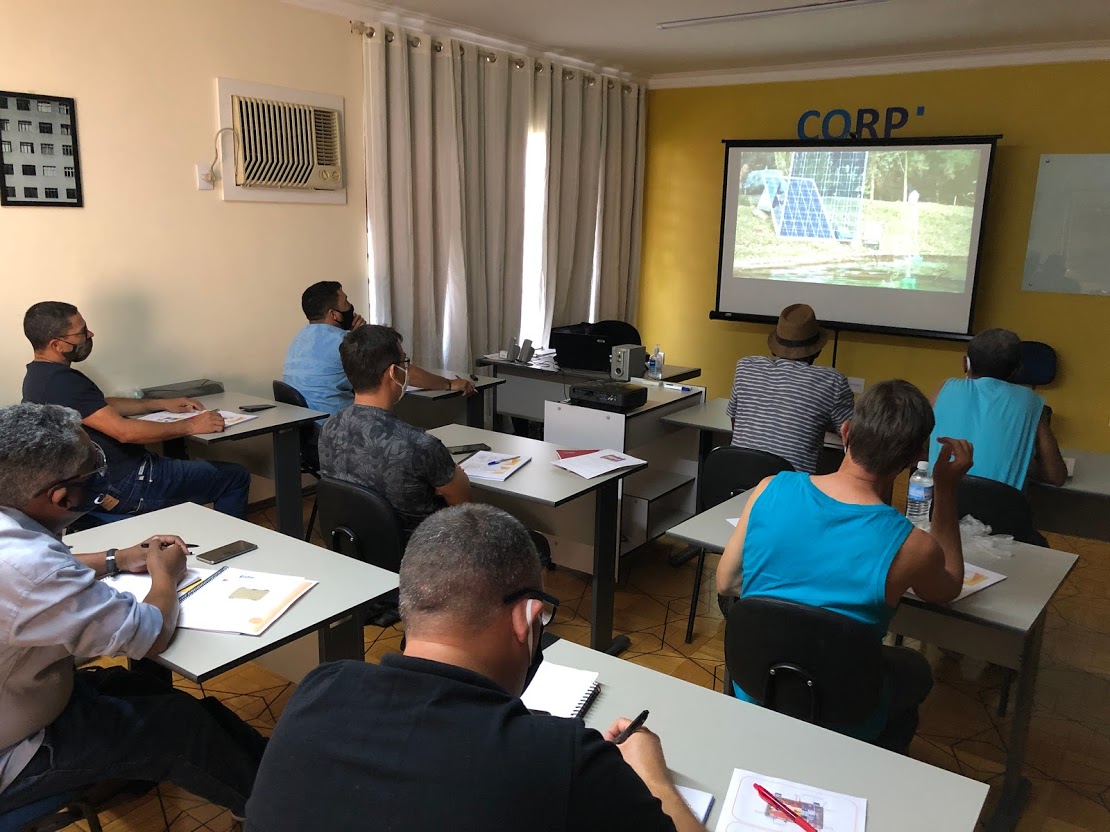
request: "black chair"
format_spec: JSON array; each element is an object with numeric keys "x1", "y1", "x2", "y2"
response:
[
  {"x1": 316, "y1": 476, "x2": 405, "y2": 626},
  {"x1": 272, "y1": 380, "x2": 322, "y2": 541},
  {"x1": 0, "y1": 791, "x2": 103, "y2": 832},
  {"x1": 686, "y1": 447, "x2": 794, "y2": 644},
  {"x1": 1012, "y1": 341, "x2": 1057, "y2": 388},
  {"x1": 725, "y1": 596, "x2": 884, "y2": 728}
]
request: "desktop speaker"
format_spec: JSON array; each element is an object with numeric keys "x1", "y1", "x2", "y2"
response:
[{"x1": 610, "y1": 344, "x2": 647, "y2": 381}]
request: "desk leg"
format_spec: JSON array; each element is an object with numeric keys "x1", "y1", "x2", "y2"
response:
[
  {"x1": 668, "y1": 428, "x2": 716, "y2": 568},
  {"x1": 272, "y1": 427, "x2": 304, "y2": 539},
  {"x1": 318, "y1": 612, "x2": 364, "y2": 663},
  {"x1": 591, "y1": 481, "x2": 630, "y2": 655},
  {"x1": 467, "y1": 389, "x2": 485, "y2": 428},
  {"x1": 984, "y1": 612, "x2": 1044, "y2": 832}
]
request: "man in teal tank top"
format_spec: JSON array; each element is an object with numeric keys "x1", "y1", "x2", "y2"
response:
[
  {"x1": 930, "y1": 328, "x2": 1066, "y2": 489},
  {"x1": 717, "y1": 380, "x2": 974, "y2": 754}
]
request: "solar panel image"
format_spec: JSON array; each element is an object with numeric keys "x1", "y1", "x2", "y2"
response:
[{"x1": 772, "y1": 177, "x2": 835, "y2": 240}]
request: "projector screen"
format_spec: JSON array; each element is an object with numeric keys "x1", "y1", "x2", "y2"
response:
[{"x1": 713, "y1": 137, "x2": 997, "y2": 337}]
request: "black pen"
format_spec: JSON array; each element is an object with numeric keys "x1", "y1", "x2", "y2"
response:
[
  {"x1": 613, "y1": 709, "x2": 649, "y2": 745},
  {"x1": 140, "y1": 542, "x2": 198, "y2": 549}
]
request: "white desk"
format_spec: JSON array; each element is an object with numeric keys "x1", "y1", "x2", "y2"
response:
[
  {"x1": 395, "y1": 371, "x2": 504, "y2": 430},
  {"x1": 160, "y1": 391, "x2": 325, "y2": 538},
  {"x1": 546, "y1": 639, "x2": 988, "y2": 831},
  {"x1": 429, "y1": 424, "x2": 645, "y2": 653},
  {"x1": 64, "y1": 503, "x2": 397, "y2": 683},
  {"x1": 1028, "y1": 448, "x2": 1110, "y2": 541},
  {"x1": 667, "y1": 492, "x2": 1077, "y2": 832}
]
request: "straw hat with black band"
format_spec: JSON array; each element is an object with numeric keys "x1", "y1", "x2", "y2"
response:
[{"x1": 768, "y1": 303, "x2": 829, "y2": 360}]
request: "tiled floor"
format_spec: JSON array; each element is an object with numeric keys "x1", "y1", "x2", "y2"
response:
[{"x1": 62, "y1": 499, "x2": 1109, "y2": 831}]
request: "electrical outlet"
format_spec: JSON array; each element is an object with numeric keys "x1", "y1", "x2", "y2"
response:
[
  {"x1": 195, "y1": 163, "x2": 214, "y2": 191},
  {"x1": 848, "y1": 377, "x2": 865, "y2": 395}
]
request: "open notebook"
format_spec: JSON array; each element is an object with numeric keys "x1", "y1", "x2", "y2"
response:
[{"x1": 520, "y1": 662, "x2": 601, "y2": 719}]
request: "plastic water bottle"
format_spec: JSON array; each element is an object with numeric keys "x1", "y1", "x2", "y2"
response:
[
  {"x1": 646, "y1": 344, "x2": 665, "y2": 381},
  {"x1": 906, "y1": 461, "x2": 933, "y2": 528}
]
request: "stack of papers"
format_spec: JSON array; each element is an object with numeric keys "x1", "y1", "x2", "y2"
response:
[
  {"x1": 136, "y1": 409, "x2": 258, "y2": 428},
  {"x1": 677, "y1": 786, "x2": 714, "y2": 824},
  {"x1": 716, "y1": 769, "x2": 866, "y2": 832},
  {"x1": 551, "y1": 449, "x2": 645, "y2": 479},
  {"x1": 461, "y1": 451, "x2": 531, "y2": 482},
  {"x1": 104, "y1": 567, "x2": 215, "y2": 601},
  {"x1": 907, "y1": 563, "x2": 1006, "y2": 603},
  {"x1": 521, "y1": 662, "x2": 600, "y2": 718}
]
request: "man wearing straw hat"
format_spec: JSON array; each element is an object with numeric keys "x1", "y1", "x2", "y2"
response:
[{"x1": 726, "y1": 303, "x2": 855, "y2": 473}]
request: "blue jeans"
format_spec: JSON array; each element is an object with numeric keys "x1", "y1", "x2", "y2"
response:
[
  {"x1": 0, "y1": 667, "x2": 266, "y2": 816},
  {"x1": 104, "y1": 454, "x2": 251, "y2": 519}
]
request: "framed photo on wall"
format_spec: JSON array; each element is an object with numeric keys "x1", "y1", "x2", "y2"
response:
[{"x1": 0, "y1": 91, "x2": 83, "y2": 208}]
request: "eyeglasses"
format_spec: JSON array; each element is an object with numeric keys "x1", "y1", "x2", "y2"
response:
[
  {"x1": 35, "y1": 443, "x2": 108, "y2": 497},
  {"x1": 503, "y1": 588, "x2": 560, "y2": 626},
  {"x1": 56, "y1": 327, "x2": 91, "y2": 343}
]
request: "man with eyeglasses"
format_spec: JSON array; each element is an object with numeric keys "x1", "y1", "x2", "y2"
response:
[
  {"x1": 0, "y1": 403, "x2": 266, "y2": 818},
  {"x1": 21, "y1": 301, "x2": 251, "y2": 520},
  {"x1": 246, "y1": 504, "x2": 703, "y2": 831}
]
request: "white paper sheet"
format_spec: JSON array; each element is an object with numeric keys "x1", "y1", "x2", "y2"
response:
[
  {"x1": 460, "y1": 451, "x2": 531, "y2": 482},
  {"x1": 520, "y1": 662, "x2": 600, "y2": 718},
  {"x1": 136, "y1": 409, "x2": 258, "y2": 428},
  {"x1": 177, "y1": 568, "x2": 317, "y2": 636},
  {"x1": 907, "y1": 563, "x2": 1006, "y2": 603},
  {"x1": 551, "y1": 449, "x2": 645, "y2": 479},
  {"x1": 715, "y1": 768, "x2": 866, "y2": 832},
  {"x1": 677, "y1": 785, "x2": 715, "y2": 823},
  {"x1": 103, "y1": 567, "x2": 215, "y2": 601}
]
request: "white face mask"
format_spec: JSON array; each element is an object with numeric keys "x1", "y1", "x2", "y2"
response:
[{"x1": 393, "y1": 363, "x2": 409, "y2": 400}]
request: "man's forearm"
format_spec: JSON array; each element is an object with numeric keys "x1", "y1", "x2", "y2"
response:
[
  {"x1": 929, "y1": 485, "x2": 964, "y2": 585},
  {"x1": 74, "y1": 551, "x2": 108, "y2": 577},
  {"x1": 106, "y1": 397, "x2": 162, "y2": 417},
  {"x1": 653, "y1": 783, "x2": 705, "y2": 832},
  {"x1": 408, "y1": 366, "x2": 451, "y2": 391},
  {"x1": 142, "y1": 577, "x2": 181, "y2": 655}
]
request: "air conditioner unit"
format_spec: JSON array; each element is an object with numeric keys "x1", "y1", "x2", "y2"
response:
[{"x1": 231, "y1": 95, "x2": 343, "y2": 190}]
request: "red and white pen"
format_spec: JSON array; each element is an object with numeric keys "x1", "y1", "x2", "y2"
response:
[{"x1": 753, "y1": 783, "x2": 818, "y2": 832}]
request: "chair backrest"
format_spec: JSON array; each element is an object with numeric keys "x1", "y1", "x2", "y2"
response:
[
  {"x1": 272, "y1": 380, "x2": 320, "y2": 472},
  {"x1": 701, "y1": 446, "x2": 794, "y2": 510},
  {"x1": 1012, "y1": 341, "x2": 1057, "y2": 387},
  {"x1": 316, "y1": 477, "x2": 405, "y2": 573},
  {"x1": 725, "y1": 596, "x2": 884, "y2": 726},
  {"x1": 957, "y1": 474, "x2": 1043, "y2": 545}
]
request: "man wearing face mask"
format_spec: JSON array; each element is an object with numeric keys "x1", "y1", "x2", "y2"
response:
[
  {"x1": 21, "y1": 301, "x2": 252, "y2": 520},
  {"x1": 283, "y1": 281, "x2": 475, "y2": 416},
  {"x1": 245, "y1": 504, "x2": 702, "y2": 832},
  {"x1": 318, "y1": 324, "x2": 471, "y2": 543},
  {"x1": 0, "y1": 403, "x2": 267, "y2": 818}
]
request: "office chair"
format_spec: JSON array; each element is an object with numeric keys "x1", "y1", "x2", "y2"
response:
[
  {"x1": 0, "y1": 791, "x2": 103, "y2": 832},
  {"x1": 316, "y1": 477, "x2": 405, "y2": 627},
  {"x1": 725, "y1": 596, "x2": 884, "y2": 730},
  {"x1": 272, "y1": 381, "x2": 322, "y2": 541},
  {"x1": 686, "y1": 447, "x2": 794, "y2": 644},
  {"x1": 1012, "y1": 341, "x2": 1057, "y2": 389}
]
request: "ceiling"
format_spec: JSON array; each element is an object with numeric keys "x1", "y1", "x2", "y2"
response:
[{"x1": 327, "y1": 0, "x2": 1110, "y2": 78}]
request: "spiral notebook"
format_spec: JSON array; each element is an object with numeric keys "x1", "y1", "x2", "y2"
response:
[{"x1": 521, "y1": 662, "x2": 601, "y2": 719}]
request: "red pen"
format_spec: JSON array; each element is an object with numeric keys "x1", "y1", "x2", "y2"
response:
[{"x1": 753, "y1": 783, "x2": 818, "y2": 832}]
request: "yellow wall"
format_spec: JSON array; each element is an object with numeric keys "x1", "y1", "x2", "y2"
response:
[
  {"x1": 640, "y1": 62, "x2": 1110, "y2": 452},
  {"x1": 0, "y1": 0, "x2": 364, "y2": 403}
]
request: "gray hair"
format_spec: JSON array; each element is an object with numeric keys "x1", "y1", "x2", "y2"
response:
[
  {"x1": 847, "y1": 380, "x2": 935, "y2": 477},
  {"x1": 0, "y1": 404, "x2": 88, "y2": 508},
  {"x1": 967, "y1": 328, "x2": 1022, "y2": 380},
  {"x1": 399, "y1": 504, "x2": 542, "y2": 631}
]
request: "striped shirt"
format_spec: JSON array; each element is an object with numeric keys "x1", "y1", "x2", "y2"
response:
[{"x1": 726, "y1": 356, "x2": 854, "y2": 473}]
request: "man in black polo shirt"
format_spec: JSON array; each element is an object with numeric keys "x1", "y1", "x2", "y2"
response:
[
  {"x1": 21, "y1": 302, "x2": 251, "y2": 520},
  {"x1": 246, "y1": 504, "x2": 704, "y2": 832}
]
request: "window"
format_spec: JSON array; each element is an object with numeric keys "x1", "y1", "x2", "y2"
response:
[
  {"x1": 21, "y1": 164, "x2": 35, "y2": 176},
  {"x1": 37, "y1": 101, "x2": 52, "y2": 113},
  {"x1": 2, "y1": 163, "x2": 11, "y2": 175},
  {"x1": 44, "y1": 187, "x2": 58, "y2": 198},
  {"x1": 58, "y1": 103, "x2": 70, "y2": 115},
  {"x1": 66, "y1": 188, "x2": 76, "y2": 199},
  {"x1": 0, "y1": 97, "x2": 7, "y2": 109},
  {"x1": 38, "y1": 122, "x2": 52, "y2": 134},
  {"x1": 60, "y1": 124, "x2": 72, "y2": 136},
  {"x1": 64, "y1": 166, "x2": 74, "y2": 177},
  {"x1": 0, "y1": 119, "x2": 7, "y2": 131},
  {"x1": 40, "y1": 143, "x2": 54, "y2": 155},
  {"x1": 62, "y1": 144, "x2": 74, "y2": 156},
  {"x1": 17, "y1": 120, "x2": 31, "y2": 132},
  {"x1": 1, "y1": 140, "x2": 10, "y2": 152},
  {"x1": 19, "y1": 142, "x2": 33, "y2": 153},
  {"x1": 42, "y1": 165, "x2": 56, "y2": 176},
  {"x1": 23, "y1": 187, "x2": 37, "y2": 198},
  {"x1": 3, "y1": 186, "x2": 15, "y2": 198},
  {"x1": 16, "y1": 99, "x2": 30, "y2": 111}
]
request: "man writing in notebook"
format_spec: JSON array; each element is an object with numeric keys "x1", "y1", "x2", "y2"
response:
[
  {"x1": 246, "y1": 504, "x2": 704, "y2": 832},
  {"x1": 717, "y1": 380, "x2": 972, "y2": 753},
  {"x1": 0, "y1": 404, "x2": 266, "y2": 817}
]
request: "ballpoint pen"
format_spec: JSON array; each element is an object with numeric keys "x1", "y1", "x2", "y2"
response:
[{"x1": 753, "y1": 784, "x2": 818, "y2": 832}]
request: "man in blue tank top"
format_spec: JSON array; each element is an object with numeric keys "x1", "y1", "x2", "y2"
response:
[
  {"x1": 930, "y1": 328, "x2": 1066, "y2": 489},
  {"x1": 717, "y1": 380, "x2": 974, "y2": 753}
]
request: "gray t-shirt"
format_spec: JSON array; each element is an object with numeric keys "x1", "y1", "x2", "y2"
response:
[{"x1": 319, "y1": 405, "x2": 458, "y2": 539}]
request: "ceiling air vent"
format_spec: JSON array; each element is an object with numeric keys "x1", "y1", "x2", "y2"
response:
[{"x1": 231, "y1": 95, "x2": 343, "y2": 191}]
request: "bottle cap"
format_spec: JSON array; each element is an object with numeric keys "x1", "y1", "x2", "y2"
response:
[{"x1": 916, "y1": 461, "x2": 929, "y2": 471}]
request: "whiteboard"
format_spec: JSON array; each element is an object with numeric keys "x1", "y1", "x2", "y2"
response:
[{"x1": 1023, "y1": 154, "x2": 1110, "y2": 295}]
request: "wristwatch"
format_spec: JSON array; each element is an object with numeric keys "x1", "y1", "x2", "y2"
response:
[{"x1": 105, "y1": 548, "x2": 120, "y2": 577}]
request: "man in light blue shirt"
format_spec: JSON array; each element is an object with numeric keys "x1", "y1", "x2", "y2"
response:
[
  {"x1": 283, "y1": 282, "x2": 474, "y2": 415},
  {"x1": 0, "y1": 404, "x2": 265, "y2": 817},
  {"x1": 930, "y1": 328, "x2": 1066, "y2": 489}
]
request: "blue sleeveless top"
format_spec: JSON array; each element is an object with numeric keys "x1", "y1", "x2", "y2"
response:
[
  {"x1": 929, "y1": 377, "x2": 1044, "y2": 489},
  {"x1": 733, "y1": 472, "x2": 913, "y2": 739}
]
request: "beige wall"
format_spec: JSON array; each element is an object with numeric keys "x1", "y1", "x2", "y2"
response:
[{"x1": 0, "y1": 0, "x2": 365, "y2": 403}]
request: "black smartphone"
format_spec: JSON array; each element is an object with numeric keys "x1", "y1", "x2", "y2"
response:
[
  {"x1": 197, "y1": 540, "x2": 258, "y2": 564},
  {"x1": 447, "y1": 443, "x2": 491, "y2": 455},
  {"x1": 240, "y1": 404, "x2": 276, "y2": 413}
]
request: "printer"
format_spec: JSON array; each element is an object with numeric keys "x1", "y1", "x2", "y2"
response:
[{"x1": 550, "y1": 321, "x2": 642, "y2": 373}]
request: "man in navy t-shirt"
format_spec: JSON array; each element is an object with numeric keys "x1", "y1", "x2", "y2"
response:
[{"x1": 21, "y1": 301, "x2": 251, "y2": 520}]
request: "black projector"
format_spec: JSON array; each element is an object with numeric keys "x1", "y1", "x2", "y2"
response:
[{"x1": 568, "y1": 381, "x2": 648, "y2": 413}]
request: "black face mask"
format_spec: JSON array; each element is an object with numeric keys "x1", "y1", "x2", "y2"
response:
[
  {"x1": 335, "y1": 305, "x2": 356, "y2": 331},
  {"x1": 64, "y1": 338, "x2": 93, "y2": 363}
]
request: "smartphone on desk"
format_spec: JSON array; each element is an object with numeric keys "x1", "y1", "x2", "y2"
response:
[
  {"x1": 197, "y1": 540, "x2": 257, "y2": 564},
  {"x1": 240, "y1": 404, "x2": 276, "y2": 413},
  {"x1": 448, "y1": 443, "x2": 491, "y2": 456}
]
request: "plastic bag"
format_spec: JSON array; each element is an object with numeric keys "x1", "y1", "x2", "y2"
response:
[{"x1": 959, "y1": 514, "x2": 1014, "y2": 559}]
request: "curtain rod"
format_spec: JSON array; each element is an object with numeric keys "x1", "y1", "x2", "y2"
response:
[{"x1": 350, "y1": 20, "x2": 635, "y2": 91}]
